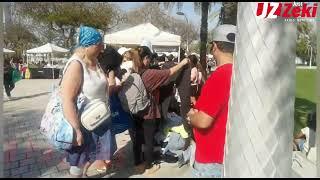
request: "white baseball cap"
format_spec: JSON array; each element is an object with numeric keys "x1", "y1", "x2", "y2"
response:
[
  {"x1": 211, "y1": 24, "x2": 237, "y2": 44},
  {"x1": 117, "y1": 47, "x2": 131, "y2": 56}
]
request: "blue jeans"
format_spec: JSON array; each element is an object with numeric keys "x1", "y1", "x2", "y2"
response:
[{"x1": 192, "y1": 161, "x2": 224, "y2": 178}]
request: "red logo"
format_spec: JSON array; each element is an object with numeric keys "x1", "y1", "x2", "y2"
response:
[{"x1": 256, "y1": 2, "x2": 318, "y2": 19}]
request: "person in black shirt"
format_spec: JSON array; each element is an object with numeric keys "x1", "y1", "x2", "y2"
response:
[{"x1": 4, "y1": 59, "x2": 15, "y2": 99}]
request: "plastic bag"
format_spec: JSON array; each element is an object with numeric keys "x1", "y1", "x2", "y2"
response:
[{"x1": 12, "y1": 68, "x2": 22, "y2": 83}]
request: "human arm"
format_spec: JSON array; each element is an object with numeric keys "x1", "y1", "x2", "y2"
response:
[
  {"x1": 107, "y1": 70, "x2": 122, "y2": 95},
  {"x1": 60, "y1": 61, "x2": 83, "y2": 146},
  {"x1": 188, "y1": 66, "x2": 232, "y2": 130},
  {"x1": 187, "y1": 108, "x2": 215, "y2": 129},
  {"x1": 190, "y1": 67, "x2": 198, "y2": 82},
  {"x1": 294, "y1": 130, "x2": 306, "y2": 139},
  {"x1": 169, "y1": 58, "x2": 189, "y2": 77}
]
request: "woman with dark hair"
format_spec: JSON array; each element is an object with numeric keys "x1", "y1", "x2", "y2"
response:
[
  {"x1": 128, "y1": 46, "x2": 190, "y2": 175},
  {"x1": 189, "y1": 54, "x2": 201, "y2": 105},
  {"x1": 3, "y1": 58, "x2": 15, "y2": 99}
]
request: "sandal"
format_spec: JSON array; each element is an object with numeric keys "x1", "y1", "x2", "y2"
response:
[
  {"x1": 96, "y1": 166, "x2": 107, "y2": 173},
  {"x1": 143, "y1": 164, "x2": 161, "y2": 176}
]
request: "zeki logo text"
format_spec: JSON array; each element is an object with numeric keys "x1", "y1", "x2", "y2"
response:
[{"x1": 256, "y1": 2, "x2": 318, "y2": 19}]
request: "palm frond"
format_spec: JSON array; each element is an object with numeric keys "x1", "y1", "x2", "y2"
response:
[
  {"x1": 193, "y1": 2, "x2": 201, "y2": 15},
  {"x1": 176, "y1": 2, "x2": 183, "y2": 11}
]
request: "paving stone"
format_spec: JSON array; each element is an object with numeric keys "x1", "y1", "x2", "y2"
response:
[
  {"x1": 4, "y1": 170, "x2": 10, "y2": 177},
  {"x1": 10, "y1": 166, "x2": 29, "y2": 176},
  {"x1": 40, "y1": 166, "x2": 58, "y2": 176},
  {"x1": 56, "y1": 161, "x2": 70, "y2": 171},
  {"x1": 21, "y1": 170, "x2": 41, "y2": 178},
  {"x1": 28, "y1": 164, "x2": 40, "y2": 171},
  {"x1": 4, "y1": 161, "x2": 19, "y2": 170},
  {"x1": 10, "y1": 174, "x2": 21, "y2": 178},
  {"x1": 20, "y1": 158, "x2": 36, "y2": 167},
  {"x1": 10, "y1": 152, "x2": 25, "y2": 162},
  {"x1": 49, "y1": 170, "x2": 69, "y2": 178}
]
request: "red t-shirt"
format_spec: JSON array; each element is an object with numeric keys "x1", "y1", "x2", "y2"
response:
[{"x1": 194, "y1": 63, "x2": 233, "y2": 163}]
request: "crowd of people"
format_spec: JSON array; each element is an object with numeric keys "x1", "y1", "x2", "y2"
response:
[{"x1": 40, "y1": 23, "x2": 237, "y2": 178}]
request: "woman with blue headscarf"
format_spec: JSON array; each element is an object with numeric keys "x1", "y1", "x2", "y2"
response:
[{"x1": 60, "y1": 25, "x2": 112, "y2": 177}]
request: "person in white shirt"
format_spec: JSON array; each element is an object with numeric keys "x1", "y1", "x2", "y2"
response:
[
  {"x1": 293, "y1": 111, "x2": 316, "y2": 162},
  {"x1": 118, "y1": 47, "x2": 133, "y2": 81}
]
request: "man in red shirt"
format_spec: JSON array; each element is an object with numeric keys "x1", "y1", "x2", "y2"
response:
[{"x1": 187, "y1": 24, "x2": 236, "y2": 178}]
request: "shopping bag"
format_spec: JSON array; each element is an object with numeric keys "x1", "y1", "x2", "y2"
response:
[
  {"x1": 12, "y1": 68, "x2": 22, "y2": 83},
  {"x1": 110, "y1": 94, "x2": 133, "y2": 135},
  {"x1": 40, "y1": 84, "x2": 87, "y2": 150}
]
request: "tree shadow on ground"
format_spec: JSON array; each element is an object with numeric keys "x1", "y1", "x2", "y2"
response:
[
  {"x1": 3, "y1": 92, "x2": 50, "y2": 102},
  {"x1": 294, "y1": 97, "x2": 316, "y2": 135}
]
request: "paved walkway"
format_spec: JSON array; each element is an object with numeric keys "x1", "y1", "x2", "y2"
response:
[{"x1": 3, "y1": 79, "x2": 192, "y2": 178}]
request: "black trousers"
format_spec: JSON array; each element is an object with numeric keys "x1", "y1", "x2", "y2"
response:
[
  {"x1": 130, "y1": 115, "x2": 157, "y2": 168},
  {"x1": 4, "y1": 83, "x2": 15, "y2": 97}
]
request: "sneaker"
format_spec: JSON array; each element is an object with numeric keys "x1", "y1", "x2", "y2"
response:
[
  {"x1": 162, "y1": 151, "x2": 178, "y2": 163},
  {"x1": 177, "y1": 154, "x2": 185, "y2": 168},
  {"x1": 69, "y1": 166, "x2": 83, "y2": 177},
  {"x1": 143, "y1": 164, "x2": 160, "y2": 175}
]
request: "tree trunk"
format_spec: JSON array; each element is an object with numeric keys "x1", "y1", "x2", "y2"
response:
[
  {"x1": 69, "y1": 27, "x2": 76, "y2": 48},
  {"x1": 199, "y1": 2, "x2": 209, "y2": 79},
  {"x1": 224, "y1": 2, "x2": 296, "y2": 177}
]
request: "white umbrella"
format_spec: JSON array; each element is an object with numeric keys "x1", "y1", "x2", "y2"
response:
[{"x1": 3, "y1": 48, "x2": 15, "y2": 53}]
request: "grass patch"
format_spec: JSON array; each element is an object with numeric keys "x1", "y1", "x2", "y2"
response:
[{"x1": 294, "y1": 69, "x2": 316, "y2": 135}]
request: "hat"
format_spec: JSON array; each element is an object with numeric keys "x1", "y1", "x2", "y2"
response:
[
  {"x1": 117, "y1": 47, "x2": 131, "y2": 56},
  {"x1": 78, "y1": 26, "x2": 102, "y2": 47},
  {"x1": 211, "y1": 24, "x2": 237, "y2": 44}
]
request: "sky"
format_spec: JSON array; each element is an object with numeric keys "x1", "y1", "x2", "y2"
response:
[{"x1": 112, "y1": 2, "x2": 222, "y2": 30}]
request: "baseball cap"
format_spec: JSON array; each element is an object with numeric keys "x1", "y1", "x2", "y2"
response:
[
  {"x1": 117, "y1": 47, "x2": 131, "y2": 56},
  {"x1": 210, "y1": 24, "x2": 237, "y2": 44}
]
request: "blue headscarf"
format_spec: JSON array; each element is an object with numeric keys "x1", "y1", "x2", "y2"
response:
[{"x1": 77, "y1": 26, "x2": 102, "y2": 47}]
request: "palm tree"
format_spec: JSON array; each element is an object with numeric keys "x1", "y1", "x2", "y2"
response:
[
  {"x1": 219, "y1": 2, "x2": 237, "y2": 25},
  {"x1": 160, "y1": 2, "x2": 216, "y2": 79},
  {"x1": 224, "y1": 2, "x2": 296, "y2": 177}
]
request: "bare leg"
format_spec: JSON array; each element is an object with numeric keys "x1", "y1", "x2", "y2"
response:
[{"x1": 82, "y1": 161, "x2": 92, "y2": 177}]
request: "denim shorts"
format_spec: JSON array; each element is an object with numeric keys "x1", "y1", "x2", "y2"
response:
[{"x1": 192, "y1": 161, "x2": 224, "y2": 178}]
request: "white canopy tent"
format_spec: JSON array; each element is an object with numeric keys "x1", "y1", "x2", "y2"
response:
[
  {"x1": 26, "y1": 43, "x2": 69, "y2": 54},
  {"x1": 3, "y1": 48, "x2": 15, "y2": 53},
  {"x1": 104, "y1": 23, "x2": 181, "y2": 60},
  {"x1": 26, "y1": 43, "x2": 69, "y2": 79}
]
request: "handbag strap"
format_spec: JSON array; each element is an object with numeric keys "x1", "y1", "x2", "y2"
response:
[{"x1": 58, "y1": 58, "x2": 85, "y2": 95}]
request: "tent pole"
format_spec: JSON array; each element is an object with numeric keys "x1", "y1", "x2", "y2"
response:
[
  {"x1": 178, "y1": 46, "x2": 181, "y2": 63},
  {"x1": 51, "y1": 53, "x2": 54, "y2": 79}
]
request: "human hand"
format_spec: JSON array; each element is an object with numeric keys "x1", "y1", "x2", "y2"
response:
[
  {"x1": 187, "y1": 108, "x2": 198, "y2": 124},
  {"x1": 108, "y1": 70, "x2": 115, "y2": 79},
  {"x1": 74, "y1": 129, "x2": 84, "y2": 146}
]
